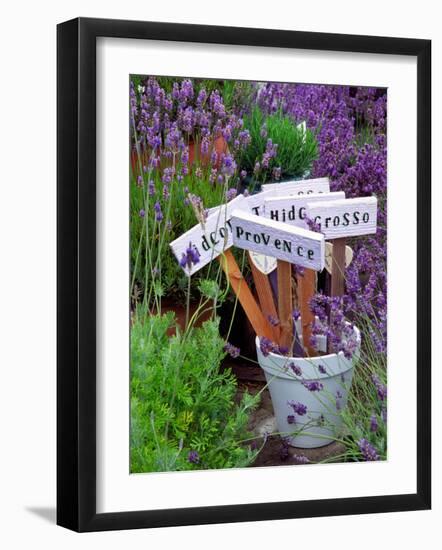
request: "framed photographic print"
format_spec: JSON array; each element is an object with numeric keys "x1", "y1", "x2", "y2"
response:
[{"x1": 57, "y1": 17, "x2": 431, "y2": 532}]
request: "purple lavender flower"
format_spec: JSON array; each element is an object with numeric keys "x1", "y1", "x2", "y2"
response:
[
  {"x1": 181, "y1": 147, "x2": 189, "y2": 164},
  {"x1": 278, "y1": 345, "x2": 289, "y2": 356},
  {"x1": 148, "y1": 180, "x2": 155, "y2": 196},
  {"x1": 139, "y1": 209, "x2": 145, "y2": 218},
  {"x1": 303, "y1": 381, "x2": 323, "y2": 392},
  {"x1": 179, "y1": 242, "x2": 200, "y2": 270},
  {"x1": 287, "y1": 415, "x2": 296, "y2": 425},
  {"x1": 372, "y1": 374, "x2": 387, "y2": 401},
  {"x1": 259, "y1": 337, "x2": 278, "y2": 357},
  {"x1": 267, "y1": 315, "x2": 280, "y2": 327},
  {"x1": 224, "y1": 342, "x2": 240, "y2": 358},
  {"x1": 358, "y1": 438, "x2": 379, "y2": 461},
  {"x1": 162, "y1": 184, "x2": 170, "y2": 200},
  {"x1": 154, "y1": 201, "x2": 163, "y2": 222},
  {"x1": 226, "y1": 188, "x2": 238, "y2": 201},
  {"x1": 221, "y1": 154, "x2": 237, "y2": 177},
  {"x1": 137, "y1": 175, "x2": 143, "y2": 187},
  {"x1": 188, "y1": 450, "x2": 200, "y2": 464},
  {"x1": 289, "y1": 363, "x2": 302, "y2": 376},
  {"x1": 305, "y1": 216, "x2": 322, "y2": 233},
  {"x1": 370, "y1": 414, "x2": 378, "y2": 433},
  {"x1": 318, "y1": 365, "x2": 327, "y2": 375},
  {"x1": 292, "y1": 309, "x2": 301, "y2": 322},
  {"x1": 288, "y1": 401, "x2": 307, "y2": 416}
]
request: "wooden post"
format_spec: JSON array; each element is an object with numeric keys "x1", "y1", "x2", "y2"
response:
[
  {"x1": 248, "y1": 253, "x2": 280, "y2": 342},
  {"x1": 328, "y1": 237, "x2": 346, "y2": 352},
  {"x1": 217, "y1": 250, "x2": 273, "y2": 340},
  {"x1": 296, "y1": 268, "x2": 316, "y2": 356},
  {"x1": 330, "y1": 237, "x2": 346, "y2": 298},
  {"x1": 277, "y1": 260, "x2": 293, "y2": 351}
]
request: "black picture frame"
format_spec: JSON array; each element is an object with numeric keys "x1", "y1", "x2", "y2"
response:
[{"x1": 57, "y1": 17, "x2": 431, "y2": 532}]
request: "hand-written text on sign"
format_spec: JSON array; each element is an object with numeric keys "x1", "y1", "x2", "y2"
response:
[
  {"x1": 263, "y1": 191, "x2": 345, "y2": 226},
  {"x1": 306, "y1": 196, "x2": 377, "y2": 239},
  {"x1": 170, "y1": 195, "x2": 247, "y2": 276},
  {"x1": 230, "y1": 210, "x2": 325, "y2": 271}
]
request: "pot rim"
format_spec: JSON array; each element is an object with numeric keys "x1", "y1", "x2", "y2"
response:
[
  {"x1": 256, "y1": 323, "x2": 360, "y2": 361},
  {"x1": 255, "y1": 323, "x2": 361, "y2": 381}
]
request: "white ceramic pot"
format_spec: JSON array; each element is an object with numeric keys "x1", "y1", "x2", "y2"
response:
[{"x1": 256, "y1": 325, "x2": 361, "y2": 448}]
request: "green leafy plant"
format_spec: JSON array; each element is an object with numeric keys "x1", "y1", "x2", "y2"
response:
[
  {"x1": 130, "y1": 311, "x2": 260, "y2": 472},
  {"x1": 240, "y1": 106, "x2": 318, "y2": 186}
]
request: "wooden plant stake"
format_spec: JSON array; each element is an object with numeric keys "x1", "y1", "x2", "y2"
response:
[
  {"x1": 330, "y1": 237, "x2": 346, "y2": 298},
  {"x1": 296, "y1": 268, "x2": 317, "y2": 356},
  {"x1": 248, "y1": 252, "x2": 280, "y2": 342},
  {"x1": 276, "y1": 260, "x2": 293, "y2": 352},
  {"x1": 217, "y1": 250, "x2": 273, "y2": 340},
  {"x1": 327, "y1": 238, "x2": 346, "y2": 352}
]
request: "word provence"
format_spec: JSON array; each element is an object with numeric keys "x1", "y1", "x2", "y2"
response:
[{"x1": 230, "y1": 210, "x2": 325, "y2": 271}]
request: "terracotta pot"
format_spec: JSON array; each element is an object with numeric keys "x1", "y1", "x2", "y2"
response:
[
  {"x1": 130, "y1": 135, "x2": 229, "y2": 178},
  {"x1": 158, "y1": 298, "x2": 213, "y2": 336},
  {"x1": 188, "y1": 135, "x2": 228, "y2": 169}
]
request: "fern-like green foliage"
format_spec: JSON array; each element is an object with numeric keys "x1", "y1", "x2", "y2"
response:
[
  {"x1": 130, "y1": 311, "x2": 260, "y2": 472},
  {"x1": 240, "y1": 106, "x2": 318, "y2": 184}
]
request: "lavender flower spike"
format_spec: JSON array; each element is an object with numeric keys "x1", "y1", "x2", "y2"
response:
[
  {"x1": 179, "y1": 242, "x2": 200, "y2": 270},
  {"x1": 224, "y1": 342, "x2": 240, "y2": 358},
  {"x1": 302, "y1": 381, "x2": 324, "y2": 392},
  {"x1": 358, "y1": 438, "x2": 379, "y2": 461},
  {"x1": 288, "y1": 401, "x2": 307, "y2": 416},
  {"x1": 188, "y1": 450, "x2": 200, "y2": 464}
]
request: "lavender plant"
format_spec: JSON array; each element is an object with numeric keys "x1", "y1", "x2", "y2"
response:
[
  {"x1": 239, "y1": 106, "x2": 318, "y2": 188},
  {"x1": 130, "y1": 77, "x2": 252, "y2": 306},
  {"x1": 130, "y1": 311, "x2": 260, "y2": 472}
]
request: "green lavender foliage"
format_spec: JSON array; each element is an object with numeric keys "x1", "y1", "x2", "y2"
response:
[
  {"x1": 340, "y1": 314, "x2": 387, "y2": 461},
  {"x1": 312, "y1": 313, "x2": 387, "y2": 465},
  {"x1": 130, "y1": 311, "x2": 260, "y2": 472},
  {"x1": 240, "y1": 106, "x2": 318, "y2": 183},
  {"x1": 130, "y1": 170, "x2": 227, "y2": 302}
]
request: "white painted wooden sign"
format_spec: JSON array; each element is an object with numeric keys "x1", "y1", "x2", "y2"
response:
[
  {"x1": 306, "y1": 196, "x2": 378, "y2": 239},
  {"x1": 246, "y1": 180, "x2": 331, "y2": 218},
  {"x1": 261, "y1": 176, "x2": 330, "y2": 194},
  {"x1": 230, "y1": 209, "x2": 325, "y2": 271},
  {"x1": 207, "y1": 178, "x2": 331, "y2": 219},
  {"x1": 170, "y1": 194, "x2": 247, "y2": 276},
  {"x1": 263, "y1": 191, "x2": 345, "y2": 227}
]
